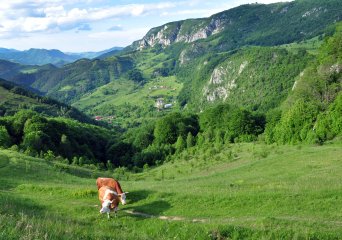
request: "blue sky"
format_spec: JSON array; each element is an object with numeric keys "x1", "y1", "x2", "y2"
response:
[{"x1": 0, "y1": 0, "x2": 289, "y2": 52}]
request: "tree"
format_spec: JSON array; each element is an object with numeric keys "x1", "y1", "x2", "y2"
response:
[
  {"x1": 0, "y1": 126, "x2": 11, "y2": 148},
  {"x1": 274, "y1": 100, "x2": 319, "y2": 144},
  {"x1": 154, "y1": 112, "x2": 199, "y2": 145},
  {"x1": 22, "y1": 130, "x2": 52, "y2": 153},
  {"x1": 128, "y1": 69, "x2": 144, "y2": 83},
  {"x1": 175, "y1": 136, "x2": 186, "y2": 153},
  {"x1": 186, "y1": 132, "x2": 195, "y2": 148},
  {"x1": 60, "y1": 134, "x2": 72, "y2": 159}
]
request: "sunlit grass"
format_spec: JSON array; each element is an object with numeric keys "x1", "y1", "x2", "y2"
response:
[{"x1": 1, "y1": 140, "x2": 342, "y2": 239}]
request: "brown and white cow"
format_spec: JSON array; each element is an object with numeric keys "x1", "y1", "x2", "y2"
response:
[
  {"x1": 96, "y1": 177, "x2": 127, "y2": 205},
  {"x1": 98, "y1": 186, "x2": 120, "y2": 218}
]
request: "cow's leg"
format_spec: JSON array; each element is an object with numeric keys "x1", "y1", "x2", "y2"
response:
[
  {"x1": 114, "y1": 207, "x2": 118, "y2": 218},
  {"x1": 107, "y1": 212, "x2": 110, "y2": 219}
]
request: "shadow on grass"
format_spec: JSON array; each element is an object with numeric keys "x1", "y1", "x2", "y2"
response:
[
  {"x1": 0, "y1": 192, "x2": 46, "y2": 217},
  {"x1": 124, "y1": 200, "x2": 171, "y2": 216},
  {"x1": 126, "y1": 190, "x2": 153, "y2": 204},
  {"x1": 0, "y1": 153, "x2": 9, "y2": 168}
]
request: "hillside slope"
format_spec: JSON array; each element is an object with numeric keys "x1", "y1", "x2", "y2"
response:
[
  {"x1": 0, "y1": 79, "x2": 94, "y2": 124},
  {"x1": 0, "y1": 140, "x2": 342, "y2": 239},
  {"x1": 7, "y1": 57, "x2": 134, "y2": 104}
]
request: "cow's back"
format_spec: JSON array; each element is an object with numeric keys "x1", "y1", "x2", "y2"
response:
[{"x1": 96, "y1": 177, "x2": 123, "y2": 194}]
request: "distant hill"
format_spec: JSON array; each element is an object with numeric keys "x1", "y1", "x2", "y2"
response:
[
  {"x1": 0, "y1": 78, "x2": 95, "y2": 124},
  {"x1": 0, "y1": 59, "x2": 56, "y2": 81},
  {"x1": 5, "y1": 57, "x2": 134, "y2": 104},
  {"x1": 0, "y1": 47, "x2": 123, "y2": 66},
  {"x1": 68, "y1": 47, "x2": 124, "y2": 59},
  {"x1": 0, "y1": 48, "x2": 80, "y2": 66}
]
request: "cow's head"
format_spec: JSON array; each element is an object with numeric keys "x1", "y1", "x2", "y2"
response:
[
  {"x1": 100, "y1": 200, "x2": 112, "y2": 214},
  {"x1": 119, "y1": 193, "x2": 127, "y2": 205}
]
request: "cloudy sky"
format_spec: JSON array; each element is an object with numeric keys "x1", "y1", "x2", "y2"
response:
[{"x1": 0, "y1": 0, "x2": 289, "y2": 52}]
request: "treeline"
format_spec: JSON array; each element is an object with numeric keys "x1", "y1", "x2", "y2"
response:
[
  {"x1": 0, "y1": 110, "x2": 114, "y2": 165},
  {"x1": 0, "y1": 104, "x2": 265, "y2": 170},
  {"x1": 112, "y1": 105, "x2": 265, "y2": 168}
]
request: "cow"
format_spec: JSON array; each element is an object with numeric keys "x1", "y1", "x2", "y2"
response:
[
  {"x1": 96, "y1": 177, "x2": 127, "y2": 205},
  {"x1": 98, "y1": 186, "x2": 120, "y2": 219}
]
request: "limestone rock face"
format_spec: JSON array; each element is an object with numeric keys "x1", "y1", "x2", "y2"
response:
[
  {"x1": 203, "y1": 61, "x2": 248, "y2": 102},
  {"x1": 136, "y1": 15, "x2": 229, "y2": 50}
]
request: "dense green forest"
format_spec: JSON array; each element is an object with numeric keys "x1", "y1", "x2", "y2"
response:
[
  {"x1": 0, "y1": 110, "x2": 114, "y2": 166},
  {"x1": 265, "y1": 24, "x2": 342, "y2": 144}
]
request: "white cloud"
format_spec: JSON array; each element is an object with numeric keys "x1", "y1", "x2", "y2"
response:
[
  {"x1": 88, "y1": 27, "x2": 150, "y2": 42},
  {"x1": 0, "y1": 1, "x2": 176, "y2": 37},
  {"x1": 0, "y1": 0, "x2": 293, "y2": 51}
]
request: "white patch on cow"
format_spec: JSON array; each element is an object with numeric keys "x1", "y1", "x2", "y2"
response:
[
  {"x1": 104, "y1": 189, "x2": 117, "y2": 200},
  {"x1": 100, "y1": 189, "x2": 117, "y2": 214},
  {"x1": 100, "y1": 199, "x2": 111, "y2": 214}
]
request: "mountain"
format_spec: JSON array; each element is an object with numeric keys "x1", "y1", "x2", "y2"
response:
[
  {"x1": 0, "y1": 59, "x2": 56, "y2": 81},
  {"x1": 0, "y1": 48, "x2": 81, "y2": 66},
  {"x1": 69, "y1": 46, "x2": 124, "y2": 59},
  {"x1": 0, "y1": 48, "x2": 19, "y2": 53},
  {"x1": 7, "y1": 57, "x2": 133, "y2": 104},
  {"x1": 2, "y1": 0, "x2": 342, "y2": 126},
  {"x1": 129, "y1": 0, "x2": 341, "y2": 51},
  {"x1": 0, "y1": 47, "x2": 124, "y2": 66}
]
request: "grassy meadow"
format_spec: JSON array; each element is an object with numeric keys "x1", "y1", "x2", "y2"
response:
[{"x1": 1, "y1": 140, "x2": 342, "y2": 239}]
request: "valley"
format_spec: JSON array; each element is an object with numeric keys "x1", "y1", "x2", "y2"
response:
[{"x1": 0, "y1": 0, "x2": 341, "y2": 239}]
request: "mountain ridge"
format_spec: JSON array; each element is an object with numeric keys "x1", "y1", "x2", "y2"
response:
[
  {"x1": 1, "y1": 0, "x2": 341, "y2": 127},
  {"x1": 0, "y1": 47, "x2": 123, "y2": 66},
  {"x1": 127, "y1": 0, "x2": 341, "y2": 52}
]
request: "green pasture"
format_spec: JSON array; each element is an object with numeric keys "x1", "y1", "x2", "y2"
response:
[
  {"x1": 279, "y1": 36, "x2": 323, "y2": 55},
  {"x1": 73, "y1": 76, "x2": 182, "y2": 115},
  {"x1": 1, "y1": 140, "x2": 342, "y2": 239}
]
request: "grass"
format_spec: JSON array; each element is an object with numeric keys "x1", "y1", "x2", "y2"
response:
[
  {"x1": 1, "y1": 140, "x2": 342, "y2": 239},
  {"x1": 19, "y1": 67, "x2": 39, "y2": 74},
  {"x1": 279, "y1": 36, "x2": 323, "y2": 55},
  {"x1": 0, "y1": 87, "x2": 41, "y2": 111},
  {"x1": 73, "y1": 76, "x2": 182, "y2": 109}
]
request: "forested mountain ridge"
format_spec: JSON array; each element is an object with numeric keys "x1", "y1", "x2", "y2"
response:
[
  {"x1": 127, "y1": 0, "x2": 341, "y2": 51},
  {"x1": 7, "y1": 56, "x2": 134, "y2": 104},
  {"x1": 0, "y1": 48, "x2": 79, "y2": 66},
  {"x1": 265, "y1": 24, "x2": 342, "y2": 144},
  {"x1": 0, "y1": 79, "x2": 96, "y2": 124}
]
